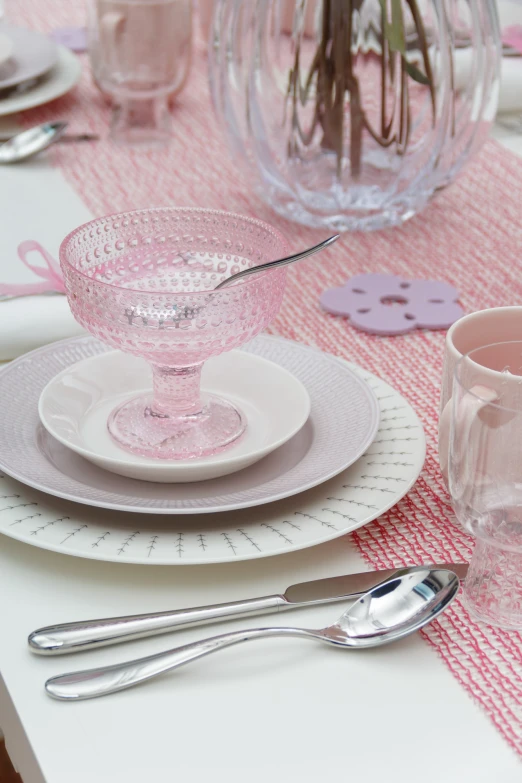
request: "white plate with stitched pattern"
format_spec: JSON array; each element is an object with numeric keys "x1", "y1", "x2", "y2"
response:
[
  {"x1": 0, "y1": 335, "x2": 379, "y2": 514},
  {"x1": 0, "y1": 348, "x2": 425, "y2": 565}
]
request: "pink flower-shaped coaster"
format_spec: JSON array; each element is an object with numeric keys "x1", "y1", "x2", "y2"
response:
[{"x1": 320, "y1": 273, "x2": 465, "y2": 335}]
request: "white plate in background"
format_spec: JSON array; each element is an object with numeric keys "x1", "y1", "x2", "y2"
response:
[{"x1": 0, "y1": 45, "x2": 81, "y2": 116}]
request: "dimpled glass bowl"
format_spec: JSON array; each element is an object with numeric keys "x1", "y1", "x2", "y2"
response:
[{"x1": 59, "y1": 208, "x2": 288, "y2": 459}]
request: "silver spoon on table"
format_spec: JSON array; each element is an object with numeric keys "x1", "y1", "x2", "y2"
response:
[
  {"x1": 214, "y1": 233, "x2": 340, "y2": 290},
  {"x1": 0, "y1": 122, "x2": 99, "y2": 164},
  {"x1": 45, "y1": 567, "x2": 459, "y2": 701}
]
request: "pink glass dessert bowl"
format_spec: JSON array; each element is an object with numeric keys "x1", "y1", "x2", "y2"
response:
[{"x1": 59, "y1": 207, "x2": 288, "y2": 460}]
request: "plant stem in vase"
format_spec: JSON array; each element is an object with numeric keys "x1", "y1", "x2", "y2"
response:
[{"x1": 286, "y1": 0, "x2": 436, "y2": 181}]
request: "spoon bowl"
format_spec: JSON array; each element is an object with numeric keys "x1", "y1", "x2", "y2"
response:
[
  {"x1": 320, "y1": 566, "x2": 459, "y2": 647},
  {"x1": 45, "y1": 567, "x2": 460, "y2": 701}
]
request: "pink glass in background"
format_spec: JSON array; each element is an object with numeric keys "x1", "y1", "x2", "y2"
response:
[
  {"x1": 59, "y1": 208, "x2": 288, "y2": 460},
  {"x1": 438, "y1": 307, "x2": 522, "y2": 484},
  {"x1": 88, "y1": 0, "x2": 192, "y2": 146}
]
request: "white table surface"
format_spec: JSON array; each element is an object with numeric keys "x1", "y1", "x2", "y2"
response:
[{"x1": 0, "y1": 95, "x2": 522, "y2": 783}]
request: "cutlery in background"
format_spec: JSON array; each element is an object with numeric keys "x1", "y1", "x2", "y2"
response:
[
  {"x1": 29, "y1": 562, "x2": 468, "y2": 656},
  {"x1": 0, "y1": 122, "x2": 99, "y2": 163},
  {"x1": 0, "y1": 130, "x2": 99, "y2": 143}
]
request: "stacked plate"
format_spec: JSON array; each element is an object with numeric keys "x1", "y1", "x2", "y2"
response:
[
  {"x1": 0, "y1": 334, "x2": 425, "y2": 565},
  {"x1": 0, "y1": 24, "x2": 81, "y2": 116}
]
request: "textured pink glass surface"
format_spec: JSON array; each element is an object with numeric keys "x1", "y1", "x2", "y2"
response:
[
  {"x1": 449, "y1": 341, "x2": 522, "y2": 630},
  {"x1": 60, "y1": 208, "x2": 288, "y2": 459}
]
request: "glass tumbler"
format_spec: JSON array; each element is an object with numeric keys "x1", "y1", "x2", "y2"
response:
[
  {"x1": 88, "y1": 0, "x2": 192, "y2": 145},
  {"x1": 449, "y1": 341, "x2": 522, "y2": 629}
]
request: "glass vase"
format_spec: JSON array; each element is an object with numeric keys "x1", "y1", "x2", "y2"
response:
[
  {"x1": 210, "y1": 0, "x2": 501, "y2": 232},
  {"x1": 434, "y1": 0, "x2": 500, "y2": 190}
]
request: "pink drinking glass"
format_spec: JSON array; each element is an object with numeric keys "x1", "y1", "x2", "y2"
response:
[
  {"x1": 59, "y1": 208, "x2": 288, "y2": 459},
  {"x1": 449, "y1": 341, "x2": 522, "y2": 629}
]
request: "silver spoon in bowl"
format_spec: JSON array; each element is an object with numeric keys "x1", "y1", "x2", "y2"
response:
[
  {"x1": 45, "y1": 567, "x2": 459, "y2": 701},
  {"x1": 214, "y1": 233, "x2": 340, "y2": 290},
  {"x1": 1, "y1": 232, "x2": 338, "y2": 305}
]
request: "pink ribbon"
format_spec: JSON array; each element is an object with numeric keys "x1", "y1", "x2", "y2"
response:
[
  {"x1": 0, "y1": 241, "x2": 65, "y2": 297},
  {"x1": 503, "y1": 25, "x2": 522, "y2": 55}
]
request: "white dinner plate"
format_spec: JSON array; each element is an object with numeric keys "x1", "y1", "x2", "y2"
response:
[
  {"x1": 0, "y1": 45, "x2": 81, "y2": 117},
  {"x1": 0, "y1": 354, "x2": 425, "y2": 564},
  {"x1": 0, "y1": 335, "x2": 380, "y2": 514},
  {"x1": 0, "y1": 25, "x2": 57, "y2": 90},
  {"x1": 39, "y1": 350, "x2": 311, "y2": 483}
]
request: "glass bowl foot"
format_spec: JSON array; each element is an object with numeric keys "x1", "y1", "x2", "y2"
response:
[{"x1": 108, "y1": 393, "x2": 246, "y2": 460}]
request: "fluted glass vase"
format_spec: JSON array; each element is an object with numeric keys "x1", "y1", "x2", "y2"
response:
[{"x1": 210, "y1": 0, "x2": 500, "y2": 232}]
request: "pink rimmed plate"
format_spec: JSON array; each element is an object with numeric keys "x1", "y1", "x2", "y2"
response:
[{"x1": 0, "y1": 335, "x2": 379, "y2": 514}]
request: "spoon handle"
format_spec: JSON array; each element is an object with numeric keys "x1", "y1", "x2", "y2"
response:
[
  {"x1": 0, "y1": 133, "x2": 99, "y2": 143},
  {"x1": 214, "y1": 234, "x2": 340, "y2": 290},
  {"x1": 45, "y1": 626, "x2": 315, "y2": 701},
  {"x1": 56, "y1": 133, "x2": 100, "y2": 143}
]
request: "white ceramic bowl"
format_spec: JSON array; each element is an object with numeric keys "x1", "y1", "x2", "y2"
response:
[{"x1": 39, "y1": 349, "x2": 311, "y2": 483}]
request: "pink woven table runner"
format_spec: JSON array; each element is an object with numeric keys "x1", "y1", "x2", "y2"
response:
[{"x1": 10, "y1": 2, "x2": 522, "y2": 756}]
